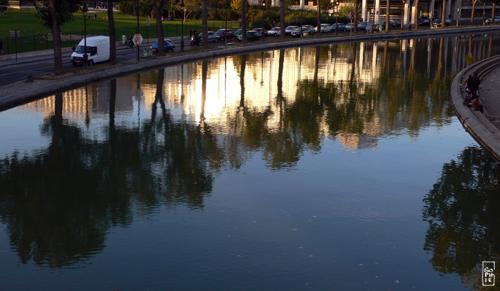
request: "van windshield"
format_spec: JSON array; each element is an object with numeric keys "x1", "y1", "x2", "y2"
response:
[{"x1": 75, "y1": 46, "x2": 97, "y2": 56}]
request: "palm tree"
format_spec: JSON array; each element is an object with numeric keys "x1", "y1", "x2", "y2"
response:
[
  {"x1": 316, "y1": 0, "x2": 321, "y2": 32},
  {"x1": 107, "y1": 0, "x2": 116, "y2": 64},
  {"x1": 441, "y1": 0, "x2": 447, "y2": 26},
  {"x1": 156, "y1": 0, "x2": 166, "y2": 54},
  {"x1": 353, "y1": 0, "x2": 358, "y2": 32},
  {"x1": 280, "y1": 0, "x2": 286, "y2": 38},
  {"x1": 242, "y1": 0, "x2": 247, "y2": 42},
  {"x1": 385, "y1": 0, "x2": 390, "y2": 31},
  {"x1": 202, "y1": 0, "x2": 208, "y2": 46},
  {"x1": 48, "y1": 0, "x2": 63, "y2": 74}
]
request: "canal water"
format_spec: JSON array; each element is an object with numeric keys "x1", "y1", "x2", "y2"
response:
[{"x1": 0, "y1": 34, "x2": 499, "y2": 290}]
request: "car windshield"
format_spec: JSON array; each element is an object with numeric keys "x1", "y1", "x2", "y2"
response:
[{"x1": 75, "y1": 46, "x2": 97, "y2": 55}]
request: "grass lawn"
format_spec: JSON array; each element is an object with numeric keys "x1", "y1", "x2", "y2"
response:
[{"x1": 0, "y1": 8, "x2": 239, "y2": 53}]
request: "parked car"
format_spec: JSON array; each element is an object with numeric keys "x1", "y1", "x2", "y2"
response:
[
  {"x1": 71, "y1": 35, "x2": 110, "y2": 66},
  {"x1": 316, "y1": 23, "x2": 332, "y2": 33},
  {"x1": 285, "y1": 26, "x2": 300, "y2": 35},
  {"x1": 236, "y1": 30, "x2": 261, "y2": 41},
  {"x1": 215, "y1": 29, "x2": 234, "y2": 41},
  {"x1": 389, "y1": 19, "x2": 401, "y2": 28},
  {"x1": 485, "y1": 16, "x2": 500, "y2": 24},
  {"x1": 290, "y1": 27, "x2": 305, "y2": 37},
  {"x1": 267, "y1": 27, "x2": 281, "y2": 36},
  {"x1": 432, "y1": 17, "x2": 452, "y2": 27},
  {"x1": 302, "y1": 25, "x2": 315, "y2": 34},
  {"x1": 358, "y1": 21, "x2": 368, "y2": 31},
  {"x1": 253, "y1": 28, "x2": 267, "y2": 37},
  {"x1": 418, "y1": 17, "x2": 430, "y2": 25},
  {"x1": 330, "y1": 23, "x2": 347, "y2": 32},
  {"x1": 344, "y1": 22, "x2": 355, "y2": 31},
  {"x1": 151, "y1": 39, "x2": 175, "y2": 53},
  {"x1": 198, "y1": 31, "x2": 218, "y2": 43}
]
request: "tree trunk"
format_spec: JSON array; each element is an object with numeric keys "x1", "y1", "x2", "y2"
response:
[
  {"x1": 280, "y1": 0, "x2": 286, "y2": 38},
  {"x1": 242, "y1": 0, "x2": 247, "y2": 42},
  {"x1": 48, "y1": 0, "x2": 63, "y2": 74},
  {"x1": 156, "y1": 0, "x2": 166, "y2": 55},
  {"x1": 354, "y1": 0, "x2": 358, "y2": 32},
  {"x1": 107, "y1": 0, "x2": 116, "y2": 64},
  {"x1": 441, "y1": 0, "x2": 446, "y2": 27},
  {"x1": 386, "y1": 0, "x2": 390, "y2": 31},
  {"x1": 202, "y1": 0, "x2": 208, "y2": 47},
  {"x1": 414, "y1": 0, "x2": 419, "y2": 29},
  {"x1": 471, "y1": 0, "x2": 477, "y2": 24},
  {"x1": 316, "y1": 0, "x2": 321, "y2": 32}
]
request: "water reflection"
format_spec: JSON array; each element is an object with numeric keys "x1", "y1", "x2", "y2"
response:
[
  {"x1": 423, "y1": 147, "x2": 500, "y2": 290},
  {"x1": 0, "y1": 34, "x2": 499, "y2": 273}
]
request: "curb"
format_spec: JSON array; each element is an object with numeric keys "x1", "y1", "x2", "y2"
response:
[
  {"x1": 451, "y1": 55, "x2": 500, "y2": 160},
  {"x1": 1, "y1": 25, "x2": 500, "y2": 112}
]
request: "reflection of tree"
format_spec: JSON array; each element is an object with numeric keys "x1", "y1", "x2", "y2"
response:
[
  {"x1": 423, "y1": 147, "x2": 500, "y2": 290},
  {"x1": 0, "y1": 69, "x2": 224, "y2": 268}
]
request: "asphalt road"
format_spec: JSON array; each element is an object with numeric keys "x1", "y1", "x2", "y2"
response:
[{"x1": 0, "y1": 38, "x2": 194, "y2": 86}]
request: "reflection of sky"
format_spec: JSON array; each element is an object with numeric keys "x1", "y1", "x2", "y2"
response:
[{"x1": 0, "y1": 108, "x2": 50, "y2": 156}]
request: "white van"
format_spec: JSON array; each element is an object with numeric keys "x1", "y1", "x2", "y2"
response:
[{"x1": 71, "y1": 36, "x2": 110, "y2": 66}]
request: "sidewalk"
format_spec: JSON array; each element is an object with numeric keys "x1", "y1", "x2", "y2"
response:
[
  {"x1": 480, "y1": 66, "x2": 500, "y2": 128},
  {"x1": 451, "y1": 55, "x2": 500, "y2": 160}
]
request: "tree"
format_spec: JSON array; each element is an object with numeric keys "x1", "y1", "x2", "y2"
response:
[
  {"x1": 231, "y1": 0, "x2": 248, "y2": 41},
  {"x1": 316, "y1": 0, "x2": 321, "y2": 32},
  {"x1": 279, "y1": 0, "x2": 285, "y2": 38},
  {"x1": 385, "y1": 0, "x2": 390, "y2": 31},
  {"x1": 155, "y1": 0, "x2": 166, "y2": 55},
  {"x1": 353, "y1": 0, "x2": 358, "y2": 31},
  {"x1": 34, "y1": 0, "x2": 79, "y2": 74},
  {"x1": 107, "y1": 0, "x2": 117, "y2": 64},
  {"x1": 202, "y1": 0, "x2": 208, "y2": 46}
]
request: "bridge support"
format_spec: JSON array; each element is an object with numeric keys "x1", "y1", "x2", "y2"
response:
[{"x1": 362, "y1": 0, "x2": 368, "y2": 21}]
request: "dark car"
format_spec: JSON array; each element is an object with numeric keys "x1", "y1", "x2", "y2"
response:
[
  {"x1": 418, "y1": 17, "x2": 430, "y2": 25},
  {"x1": 236, "y1": 30, "x2": 261, "y2": 41},
  {"x1": 389, "y1": 19, "x2": 401, "y2": 28},
  {"x1": 215, "y1": 29, "x2": 234, "y2": 41},
  {"x1": 151, "y1": 39, "x2": 175, "y2": 53}
]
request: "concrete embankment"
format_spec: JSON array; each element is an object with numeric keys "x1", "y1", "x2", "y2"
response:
[
  {"x1": 2, "y1": 25, "x2": 500, "y2": 112},
  {"x1": 451, "y1": 55, "x2": 500, "y2": 160}
]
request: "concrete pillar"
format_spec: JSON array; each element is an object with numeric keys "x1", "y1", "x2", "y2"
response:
[
  {"x1": 362, "y1": 0, "x2": 368, "y2": 21},
  {"x1": 375, "y1": 0, "x2": 381, "y2": 23},
  {"x1": 372, "y1": 43, "x2": 378, "y2": 80},
  {"x1": 300, "y1": 0, "x2": 304, "y2": 9},
  {"x1": 411, "y1": 4, "x2": 417, "y2": 25},
  {"x1": 403, "y1": 0, "x2": 411, "y2": 27},
  {"x1": 359, "y1": 42, "x2": 365, "y2": 77}
]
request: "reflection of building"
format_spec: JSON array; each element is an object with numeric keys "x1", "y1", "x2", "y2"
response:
[{"x1": 23, "y1": 77, "x2": 136, "y2": 119}]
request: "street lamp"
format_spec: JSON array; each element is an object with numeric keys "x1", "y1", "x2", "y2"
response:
[
  {"x1": 456, "y1": 7, "x2": 460, "y2": 26},
  {"x1": 181, "y1": 0, "x2": 185, "y2": 51},
  {"x1": 82, "y1": 2, "x2": 88, "y2": 66},
  {"x1": 335, "y1": 0, "x2": 340, "y2": 35}
]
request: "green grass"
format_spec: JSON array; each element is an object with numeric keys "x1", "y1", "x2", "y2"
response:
[{"x1": 0, "y1": 8, "x2": 238, "y2": 53}]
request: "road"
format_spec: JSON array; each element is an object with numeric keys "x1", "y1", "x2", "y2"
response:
[{"x1": 0, "y1": 38, "x2": 194, "y2": 86}]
